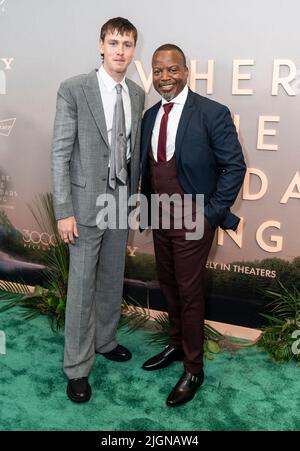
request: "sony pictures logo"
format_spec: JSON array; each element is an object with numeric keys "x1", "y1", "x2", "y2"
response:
[{"x1": 0, "y1": 118, "x2": 16, "y2": 137}]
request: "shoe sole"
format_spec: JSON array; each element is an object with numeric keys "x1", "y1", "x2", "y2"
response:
[
  {"x1": 142, "y1": 356, "x2": 184, "y2": 371},
  {"x1": 166, "y1": 391, "x2": 198, "y2": 407}
]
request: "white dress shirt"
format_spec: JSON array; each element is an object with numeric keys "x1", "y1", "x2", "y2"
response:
[
  {"x1": 151, "y1": 84, "x2": 189, "y2": 162},
  {"x1": 97, "y1": 65, "x2": 132, "y2": 162}
]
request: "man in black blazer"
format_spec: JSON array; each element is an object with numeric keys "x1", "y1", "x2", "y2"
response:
[{"x1": 140, "y1": 44, "x2": 246, "y2": 407}]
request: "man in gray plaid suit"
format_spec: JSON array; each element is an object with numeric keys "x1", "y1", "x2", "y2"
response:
[{"x1": 52, "y1": 17, "x2": 145, "y2": 403}]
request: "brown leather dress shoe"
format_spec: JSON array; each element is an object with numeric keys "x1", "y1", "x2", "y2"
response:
[
  {"x1": 96, "y1": 344, "x2": 132, "y2": 362},
  {"x1": 67, "y1": 377, "x2": 91, "y2": 403},
  {"x1": 166, "y1": 370, "x2": 204, "y2": 407},
  {"x1": 142, "y1": 345, "x2": 184, "y2": 371}
]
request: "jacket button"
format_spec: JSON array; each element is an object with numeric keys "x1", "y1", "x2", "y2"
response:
[{"x1": 101, "y1": 178, "x2": 106, "y2": 181}]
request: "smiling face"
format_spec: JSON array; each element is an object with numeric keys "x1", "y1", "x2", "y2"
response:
[
  {"x1": 152, "y1": 49, "x2": 189, "y2": 101},
  {"x1": 100, "y1": 29, "x2": 136, "y2": 81}
]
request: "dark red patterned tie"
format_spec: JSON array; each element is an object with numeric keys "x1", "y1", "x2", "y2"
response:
[{"x1": 157, "y1": 103, "x2": 174, "y2": 162}]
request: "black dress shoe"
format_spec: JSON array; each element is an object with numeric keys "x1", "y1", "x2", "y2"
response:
[
  {"x1": 67, "y1": 377, "x2": 91, "y2": 403},
  {"x1": 166, "y1": 370, "x2": 204, "y2": 407},
  {"x1": 96, "y1": 344, "x2": 132, "y2": 362},
  {"x1": 142, "y1": 345, "x2": 184, "y2": 371}
]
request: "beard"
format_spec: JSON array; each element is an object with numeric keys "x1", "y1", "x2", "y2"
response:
[{"x1": 161, "y1": 92, "x2": 175, "y2": 101}]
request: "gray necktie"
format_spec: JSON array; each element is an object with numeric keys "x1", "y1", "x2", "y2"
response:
[{"x1": 109, "y1": 84, "x2": 128, "y2": 190}]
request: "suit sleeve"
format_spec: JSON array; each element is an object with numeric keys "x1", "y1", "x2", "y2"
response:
[
  {"x1": 204, "y1": 106, "x2": 246, "y2": 229},
  {"x1": 51, "y1": 82, "x2": 77, "y2": 220}
]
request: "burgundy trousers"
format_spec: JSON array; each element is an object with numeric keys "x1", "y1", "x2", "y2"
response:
[{"x1": 150, "y1": 152, "x2": 215, "y2": 373}]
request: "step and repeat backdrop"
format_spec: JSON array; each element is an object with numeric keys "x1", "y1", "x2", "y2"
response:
[{"x1": 1, "y1": 0, "x2": 299, "y2": 326}]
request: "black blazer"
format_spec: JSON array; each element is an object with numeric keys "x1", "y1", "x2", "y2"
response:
[{"x1": 140, "y1": 89, "x2": 246, "y2": 230}]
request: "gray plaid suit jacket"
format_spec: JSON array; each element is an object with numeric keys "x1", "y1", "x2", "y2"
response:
[{"x1": 52, "y1": 69, "x2": 145, "y2": 226}]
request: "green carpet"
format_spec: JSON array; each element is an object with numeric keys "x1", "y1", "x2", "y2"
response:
[{"x1": 0, "y1": 307, "x2": 299, "y2": 431}]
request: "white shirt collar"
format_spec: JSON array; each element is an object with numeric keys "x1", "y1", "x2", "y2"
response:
[
  {"x1": 161, "y1": 84, "x2": 188, "y2": 106},
  {"x1": 98, "y1": 65, "x2": 128, "y2": 94}
]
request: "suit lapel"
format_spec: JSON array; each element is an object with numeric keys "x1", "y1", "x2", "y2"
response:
[
  {"x1": 142, "y1": 102, "x2": 161, "y2": 166},
  {"x1": 175, "y1": 89, "x2": 196, "y2": 158},
  {"x1": 143, "y1": 90, "x2": 196, "y2": 165},
  {"x1": 83, "y1": 69, "x2": 109, "y2": 148}
]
